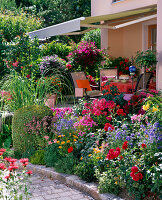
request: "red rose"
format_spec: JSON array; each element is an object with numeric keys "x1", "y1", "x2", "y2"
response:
[
  {"x1": 131, "y1": 166, "x2": 139, "y2": 173},
  {"x1": 122, "y1": 141, "x2": 128, "y2": 150},
  {"x1": 132, "y1": 172, "x2": 143, "y2": 181},
  {"x1": 125, "y1": 66, "x2": 129, "y2": 70},
  {"x1": 141, "y1": 144, "x2": 147, "y2": 148},
  {"x1": 106, "y1": 148, "x2": 120, "y2": 160},
  {"x1": 104, "y1": 123, "x2": 114, "y2": 131},
  {"x1": 68, "y1": 147, "x2": 73, "y2": 153}
]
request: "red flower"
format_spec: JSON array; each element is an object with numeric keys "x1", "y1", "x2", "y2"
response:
[
  {"x1": 0, "y1": 148, "x2": 6, "y2": 153},
  {"x1": 19, "y1": 158, "x2": 29, "y2": 167},
  {"x1": 122, "y1": 141, "x2": 128, "y2": 150},
  {"x1": 26, "y1": 170, "x2": 32, "y2": 175},
  {"x1": 119, "y1": 155, "x2": 123, "y2": 161},
  {"x1": 125, "y1": 66, "x2": 129, "y2": 70},
  {"x1": 125, "y1": 59, "x2": 129, "y2": 63},
  {"x1": 26, "y1": 74, "x2": 30, "y2": 78},
  {"x1": 5, "y1": 174, "x2": 10, "y2": 180},
  {"x1": 8, "y1": 163, "x2": 19, "y2": 171},
  {"x1": 141, "y1": 144, "x2": 147, "y2": 148},
  {"x1": 0, "y1": 163, "x2": 6, "y2": 170},
  {"x1": 66, "y1": 63, "x2": 72, "y2": 69},
  {"x1": 119, "y1": 72, "x2": 123, "y2": 76},
  {"x1": 131, "y1": 166, "x2": 139, "y2": 173},
  {"x1": 115, "y1": 66, "x2": 117, "y2": 68},
  {"x1": 104, "y1": 123, "x2": 114, "y2": 131},
  {"x1": 106, "y1": 147, "x2": 120, "y2": 160},
  {"x1": 68, "y1": 147, "x2": 73, "y2": 153},
  {"x1": 120, "y1": 61, "x2": 123, "y2": 65},
  {"x1": 117, "y1": 109, "x2": 126, "y2": 116}
]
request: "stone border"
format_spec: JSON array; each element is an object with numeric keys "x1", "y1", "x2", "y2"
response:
[{"x1": 25, "y1": 163, "x2": 123, "y2": 200}]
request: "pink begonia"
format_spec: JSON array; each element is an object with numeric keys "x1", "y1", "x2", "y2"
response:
[
  {"x1": 48, "y1": 141, "x2": 53, "y2": 145},
  {"x1": 78, "y1": 131, "x2": 86, "y2": 136},
  {"x1": 53, "y1": 139, "x2": 57, "y2": 143},
  {"x1": 146, "y1": 93, "x2": 154, "y2": 97},
  {"x1": 44, "y1": 136, "x2": 49, "y2": 140},
  {"x1": 149, "y1": 89, "x2": 158, "y2": 94},
  {"x1": 131, "y1": 114, "x2": 142, "y2": 122}
]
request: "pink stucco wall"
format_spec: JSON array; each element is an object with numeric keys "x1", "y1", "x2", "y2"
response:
[
  {"x1": 91, "y1": 0, "x2": 157, "y2": 17},
  {"x1": 108, "y1": 22, "x2": 142, "y2": 58},
  {"x1": 157, "y1": 0, "x2": 162, "y2": 90}
]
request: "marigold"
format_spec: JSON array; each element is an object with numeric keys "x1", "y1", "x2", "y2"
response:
[
  {"x1": 96, "y1": 157, "x2": 100, "y2": 159},
  {"x1": 57, "y1": 141, "x2": 60, "y2": 143},
  {"x1": 73, "y1": 139, "x2": 77, "y2": 142},
  {"x1": 58, "y1": 146, "x2": 62, "y2": 149},
  {"x1": 61, "y1": 141, "x2": 65, "y2": 145},
  {"x1": 66, "y1": 140, "x2": 70, "y2": 143},
  {"x1": 88, "y1": 154, "x2": 92, "y2": 157},
  {"x1": 80, "y1": 157, "x2": 83, "y2": 160},
  {"x1": 58, "y1": 135, "x2": 62, "y2": 138}
]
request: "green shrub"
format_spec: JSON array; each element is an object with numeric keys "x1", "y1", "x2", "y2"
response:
[
  {"x1": 42, "y1": 41, "x2": 71, "y2": 60},
  {"x1": 0, "y1": 10, "x2": 42, "y2": 42},
  {"x1": 30, "y1": 149, "x2": 45, "y2": 165},
  {"x1": 81, "y1": 29, "x2": 101, "y2": 49},
  {"x1": 74, "y1": 159, "x2": 97, "y2": 182},
  {"x1": 45, "y1": 143, "x2": 61, "y2": 167},
  {"x1": 12, "y1": 105, "x2": 53, "y2": 155}
]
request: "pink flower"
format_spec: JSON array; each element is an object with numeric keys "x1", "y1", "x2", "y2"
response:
[
  {"x1": 48, "y1": 141, "x2": 53, "y2": 145},
  {"x1": 53, "y1": 139, "x2": 57, "y2": 143},
  {"x1": 44, "y1": 136, "x2": 49, "y2": 140},
  {"x1": 26, "y1": 170, "x2": 32, "y2": 175}
]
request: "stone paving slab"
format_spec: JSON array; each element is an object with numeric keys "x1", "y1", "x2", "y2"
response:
[{"x1": 29, "y1": 173, "x2": 94, "y2": 200}]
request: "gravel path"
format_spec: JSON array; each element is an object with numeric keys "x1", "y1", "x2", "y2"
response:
[{"x1": 29, "y1": 173, "x2": 94, "y2": 200}]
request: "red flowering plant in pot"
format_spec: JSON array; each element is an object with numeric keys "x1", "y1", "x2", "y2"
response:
[{"x1": 0, "y1": 148, "x2": 32, "y2": 199}]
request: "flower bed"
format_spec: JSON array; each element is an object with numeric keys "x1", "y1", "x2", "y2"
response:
[{"x1": 1, "y1": 89, "x2": 161, "y2": 200}]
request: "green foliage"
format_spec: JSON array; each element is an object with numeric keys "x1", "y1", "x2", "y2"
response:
[
  {"x1": 81, "y1": 29, "x2": 101, "y2": 49},
  {"x1": 0, "y1": 34, "x2": 7, "y2": 78},
  {"x1": 0, "y1": 0, "x2": 17, "y2": 11},
  {"x1": 54, "y1": 153, "x2": 77, "y2": 174},
  {"x1": 0, "y1": 124, "x2": 12, "y2": 148},
  {"x1": 1, "y1": 72, "x2": 58, "y2": 111},
  {"x1": 12, "y1": 105, "x2": 53, "y2": 155},
  {"x1": 30, "y1": 149, "x2": 45, "y2": 165},
  {"x1": 45, "y1": 143, "x2": 61, "y2": 167},
  {"x1": 42, "y1": 41, "x2": 71, "y2": 60},
  {"x1": 31, "y1": 0, "x2": 91, "y2": 27},
  {"x1": 135, "y1": 50, "x2": 157, "y2": 70},
  {"x1": 4, "y1": 35, "x2": 42, "y2": 78},
  {"x1": 0, "y1": 10, "x2": 42, "y2": 42},
  {"x1": 74, "y1": 159, "x2": 97, "y2": 182}
]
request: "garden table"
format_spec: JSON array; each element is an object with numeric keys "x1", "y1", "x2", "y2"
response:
[{"x1": 101, "y1": 80, "x2": 136, "y2": 93}]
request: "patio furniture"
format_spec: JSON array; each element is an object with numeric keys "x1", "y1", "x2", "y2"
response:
[
  {"x1": 70, "y1": 72, "x2": 102, "y2": 99},
  {"x1": 100, "y1": 68, "x2": 118, "y2": 89}
]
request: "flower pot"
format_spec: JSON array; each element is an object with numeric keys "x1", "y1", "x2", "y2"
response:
[{"x1": 45, "y1": 94, "x2": 57, "y2": 108}]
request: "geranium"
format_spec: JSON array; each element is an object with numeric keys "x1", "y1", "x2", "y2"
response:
[
  {"x1": 122, "y1": 141, "x2": 128, "y2": 150},
  {"x1": 117, "y1": 109, "x2": 126, "y2": 116},
  {"x1": 26, "y1": 170, "x2": 32, "y2": 175},
  {"x1": 141, "y1": 144, "x2": 147, "y2": 148},
  {"x1": 105, "y1": 147, "x2": 120, "y2": 160},
  {"x1": 68, "y1": 147, "x2": 73, "y2": 153},
  {"x1": 104, "y1": 123, "x2": 114, "y2": 131}
]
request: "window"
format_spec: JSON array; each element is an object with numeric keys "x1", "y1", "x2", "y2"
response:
[{"x1": 148, "y1": 25, "x2": 157, "y2": 51}]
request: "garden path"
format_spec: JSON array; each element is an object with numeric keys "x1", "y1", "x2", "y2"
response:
[{"x1": 29, "y1": 173, "x2": 94, "y2": 200}]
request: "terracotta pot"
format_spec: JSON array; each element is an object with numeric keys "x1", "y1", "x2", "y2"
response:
[{"x1": 45, "y1": 94, "x2": 57, "y2": 108}]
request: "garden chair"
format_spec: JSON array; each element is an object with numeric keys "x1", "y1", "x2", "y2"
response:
[
  {"x1": 70, "y1": 72, "x2": 102, "y2": 99},
  {"x1": 100, "y1": 68, "x2": 118, "y2": 89},
  {"x1": 124, "y1": 72, "x2": 153, "y2": 101}
]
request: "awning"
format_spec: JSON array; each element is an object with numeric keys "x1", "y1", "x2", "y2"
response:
[{"x1": 28, "y1": 5, "x2": 157, "y2": 40}]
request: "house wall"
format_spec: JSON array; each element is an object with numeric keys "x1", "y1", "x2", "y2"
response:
[
  {"x1": 108, "y1": 22, "x2": 142, "y2": 58},
  {"x1": 91, "y1": 0, "x2": 157, "y2": 17},
  {"x1": 157, "y1": 0, "x2": 162, "y2": 90}
]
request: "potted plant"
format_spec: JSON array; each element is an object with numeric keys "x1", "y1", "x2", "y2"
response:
[{"x1": 135, "y1": 49, "x2": 157, "y2": 89}]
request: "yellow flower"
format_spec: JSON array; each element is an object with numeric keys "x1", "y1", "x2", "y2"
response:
[
  {"x1": 88, "y1": 154, "x2": 92, "y2": 157},
  {"x1": 58, "y1": 135, "x2": 62, "y2": 138},
  {"x1": 115, "y1": 181, "x2": 118, "y2": 185},
  {"x1": 143, "y1": 103, "x2": 150, "y2": 111},
  {"x1": 56, "y1": 141, "x2": 60, "y2": 143},
  {"x1": 96, "y1": 157, "x2": 100, "y2": 159},
  {"x1": 69, "y1": 133, "x2": 71, "y2": 135},
  {"x1": 99, "y1": 146, "x2": 102, "y2": 149},
  {"x1": 152, "y1": 106, "x2": 159, "y2": 112},
  {"x1": 145, "y1": 134, "x2": 148, "y2": 138},
  {"x1": 80, "y1": 157, "x2": 83, "y2": 160},
  {"x1": 62, "y1": 135, "x2": 65, "y2": 137},
  {"x1": 58, "y1": 146, "x2": 62, "y2": 149},
  {"x1": 73, "y1": 139, "x2": 77, "y2": 142},
  {"x1": 61, "y1": 141, "x2": 65, "y2": 145},
  {"x1": 67, "y1": 140, "x2": 70, "y2": 143}
]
